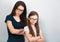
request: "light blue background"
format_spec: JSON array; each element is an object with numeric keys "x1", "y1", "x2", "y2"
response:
[{"x1": 0, "y1": 0, "x2": 60, "y2": 42}]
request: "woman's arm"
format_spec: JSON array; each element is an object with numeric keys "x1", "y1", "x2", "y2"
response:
[{"x1": 6, "y1": 20, "x2": 24, "y2": 35}]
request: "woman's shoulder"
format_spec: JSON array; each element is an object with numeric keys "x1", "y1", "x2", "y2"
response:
[
  {"x1": 6, "y1": 14, "x2": 12, "y2": 18},
  {"x1": 5, "y1": 14, "x2": 13, "y2": 23}
]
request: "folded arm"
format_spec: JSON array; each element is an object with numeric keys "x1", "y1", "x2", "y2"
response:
[{"x1": 6, "y1": 20, "x2": 24, "y2": 35}]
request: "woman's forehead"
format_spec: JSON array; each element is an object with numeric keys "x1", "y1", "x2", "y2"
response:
[{"x1": 18, "y1": 5, "x2": 24, "y2": 10}]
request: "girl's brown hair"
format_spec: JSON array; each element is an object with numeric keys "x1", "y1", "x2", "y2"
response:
[{"x1": 28, "y1": 11, "x2": 40, "y2": 37}]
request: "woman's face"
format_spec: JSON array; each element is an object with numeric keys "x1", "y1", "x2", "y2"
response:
[
  {"x1": 15, "y1": 5, "x2": 24, "y2": 16},
  {"x1": 29, "y1": 15, "x2": 38, "y2": 25}
]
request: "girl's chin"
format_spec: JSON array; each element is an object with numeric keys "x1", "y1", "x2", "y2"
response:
[{"x1": 31, "y1": 23, "x2": 35, "y2": 25}]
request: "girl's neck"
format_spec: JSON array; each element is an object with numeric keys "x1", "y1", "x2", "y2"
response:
[{"x1": 31, "y1": 24, "x2": 35, "y2": 28}]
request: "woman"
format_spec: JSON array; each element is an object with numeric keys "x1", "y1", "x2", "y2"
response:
[
  {"x1": 24, "y1": 11, "x2": 44, "y2": 42},
  {"x1": 5, "y1": 1, "x2": 27, "y2": 42}
]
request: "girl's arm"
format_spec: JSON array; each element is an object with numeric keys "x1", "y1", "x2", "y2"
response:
[
  {"x1": 6, "y1": 20, "x2": 24, "y2": 35},
  {"x1": 37, "y1": 33, "x2": 44, "y2": 42},
  {"x1": 24, "y1": 31, "x2": 40, "y2": 42}
]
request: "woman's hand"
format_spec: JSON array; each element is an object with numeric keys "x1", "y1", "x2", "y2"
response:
[{"x1": 19, "y1": 29, "x2": 24, "y2": 35}]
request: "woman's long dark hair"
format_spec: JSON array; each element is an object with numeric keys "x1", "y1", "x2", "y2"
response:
[
  {"x1": 11, "y1": 1, "x2": 27, "y2": 26},
  {"x1": 28, "y1": 11, "x2": 40, "y2": 37}
]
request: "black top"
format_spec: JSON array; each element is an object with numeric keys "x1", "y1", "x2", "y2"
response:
[{"x1": 5, "y1": 15, "x2": 25, "y2": 42}]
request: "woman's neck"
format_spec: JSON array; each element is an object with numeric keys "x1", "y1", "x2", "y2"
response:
[
  {"x1": 13, "y1": 15, "x2": 21, "y2": 22},
  {"x1": 14, "y1": 15, "x2": 20, "y2": 17}
]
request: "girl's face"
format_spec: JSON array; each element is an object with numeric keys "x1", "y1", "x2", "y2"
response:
[
  {"x1": 15, "y1": 5, "x2": 24, "y2": 16},
  {"x1": 29, "y1": 15, "x2": 38, "y2": 25}
]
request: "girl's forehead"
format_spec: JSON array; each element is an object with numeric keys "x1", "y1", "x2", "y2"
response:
[{"x1": 30, "y1": 15, "x2": 38, "y2": 18}]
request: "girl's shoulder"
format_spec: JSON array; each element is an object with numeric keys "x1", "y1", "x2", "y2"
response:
[{"x1": 24, "y1": 26, "x2": 29, "y2": 32}]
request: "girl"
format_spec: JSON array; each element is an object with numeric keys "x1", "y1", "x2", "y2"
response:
[
  {"x1": 24, "y1": 11, "x2": 44, "y2": 42},
  {"x1": 5, "y1": 1, "x2": 27, "y2": 42}
]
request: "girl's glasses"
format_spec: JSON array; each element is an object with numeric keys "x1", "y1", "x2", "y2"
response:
[{"x1": 28, "y1": 18, "x2": 37, "y2": 21}]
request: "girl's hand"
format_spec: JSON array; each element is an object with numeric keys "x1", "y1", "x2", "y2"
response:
[{"x1": 36, "y1": 36, "x2": 44, "y2": 42}]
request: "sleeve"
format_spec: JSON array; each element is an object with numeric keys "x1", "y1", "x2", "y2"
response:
[
  {"x1": 24, "y1": 26, "x2": 29, "y2": 32},
  {"x1": 40, "y1": 30, "x2": 42, "y2": 33},
  {"x1": 5, "y1": 15, "x2": 12, "y2": 23},
  {"x1": 39, "y1": 29, "x2": 42, "y2": 35}
]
